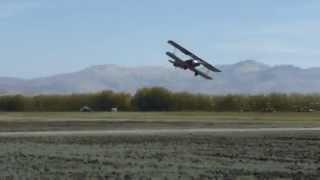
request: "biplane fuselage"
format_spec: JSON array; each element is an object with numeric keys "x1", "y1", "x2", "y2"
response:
[
  {"x1": 166, "y1": 40, "x2": 221, "y2": 80},
  {"x1": 182, "y1": 59, "x2": 201, "y2": 69},
  {"x1": 166, "y1": 52, "x2": 200, "y2": 70}
]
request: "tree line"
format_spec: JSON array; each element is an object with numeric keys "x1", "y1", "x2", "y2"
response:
[{"x1": 0, "y1": 87, "x2": 319, "y2": 112}]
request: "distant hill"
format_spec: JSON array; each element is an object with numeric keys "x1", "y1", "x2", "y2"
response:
[{"x1": 1, "y1": 60, "x2": 320, "y2": 95}]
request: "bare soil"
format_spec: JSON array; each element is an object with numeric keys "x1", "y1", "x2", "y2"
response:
[{"x1": 0, "y1": 129, "x2": 319, "y2": 180}]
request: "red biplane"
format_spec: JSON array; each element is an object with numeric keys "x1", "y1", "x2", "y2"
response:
[{"x1": 166, "y1": 40, "x2": 221, "y2": 80}]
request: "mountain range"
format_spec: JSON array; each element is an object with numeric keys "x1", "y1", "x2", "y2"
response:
[{"x1": 1, "y1": 60, "x2": 320, "y2": 95}]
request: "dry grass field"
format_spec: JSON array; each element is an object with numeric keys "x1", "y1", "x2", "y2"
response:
[{"x1": 0, "y1": 112, "x2": 319, "y2": 179}]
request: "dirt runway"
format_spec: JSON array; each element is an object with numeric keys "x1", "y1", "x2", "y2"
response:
[{"x1": 0, "y1": 127, "x2": 319, "y2": 137}]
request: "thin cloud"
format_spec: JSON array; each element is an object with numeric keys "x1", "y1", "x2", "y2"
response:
[
  {"x1": 261, "y1": 21, "x2": 320, "y2": 36},
  {"x1": 0, "y1": 1, "x2": 42, "y2": 19}
]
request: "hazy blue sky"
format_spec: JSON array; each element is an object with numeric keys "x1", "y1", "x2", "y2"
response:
[{"x1": 1, "y1": 0, "x2": 320, "y2": 78}]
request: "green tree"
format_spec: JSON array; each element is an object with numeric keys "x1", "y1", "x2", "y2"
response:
[
  {"x1": 132, "y1": 87, "x2": 173, "y2": 111},
  {"x1": 92, "y1": 91, "x2": 115, "y2": 111}
]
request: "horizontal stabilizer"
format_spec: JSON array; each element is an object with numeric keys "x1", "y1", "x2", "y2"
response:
[{"x1": 166, "y1": 52, "x2": 184, "y2": 63}]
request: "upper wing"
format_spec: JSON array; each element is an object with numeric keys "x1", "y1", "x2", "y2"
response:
[
  {"x1": 168, "y1": 40, "x2": 221, "y2": 72},
  {"x1": 190, "y1": 68, "x2": 213, "y2": 80},
  {"x1": 168, "y1": 40, "x2": 194, "y2": 56}
]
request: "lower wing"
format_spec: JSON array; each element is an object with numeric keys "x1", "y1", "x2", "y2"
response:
[
  {"x1": 197, "y1": 59, "x2": 221, "y2": 72},
  {"x1": 190, "y1": 68, "x2": 213, "y2": 80}
]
